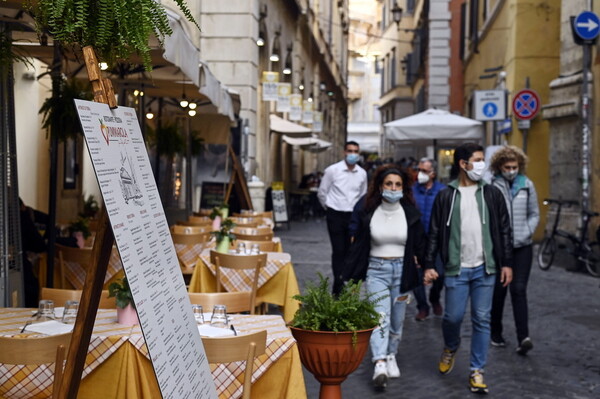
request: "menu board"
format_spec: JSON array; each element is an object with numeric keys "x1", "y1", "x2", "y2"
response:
[
  {"x1": 74, "y1": 99, "x2": 217, "y2": 399},
  {"x1": 271, "y1": 181, "x2": 289, "y2": 223}
]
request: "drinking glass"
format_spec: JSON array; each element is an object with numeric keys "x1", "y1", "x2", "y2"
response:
[
  {"x1": 236, "y1": 242, "x2": 246, "y2": 255},
  {"x1": 62, "y1": 300, "x2": 79, "y2": 324},
  {"x1": 192, "y1": 305, "x2": 204, "y2": 324},
  {"x1": 210, "y1": 305, "x2": 228, "y2": 328},
  {"x1": 250, "y1": 243, "x2": 260, "y2": 254},
  {"x1": 37, "y1": 300, "x2": 55, "y2": 321}
]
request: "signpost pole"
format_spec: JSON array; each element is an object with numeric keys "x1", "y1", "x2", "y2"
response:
[
  {"x1": 581, "y1": 43, "x2": 591, "y2": 212},
  {"x1": 522, "y1": 77, "x2": 530, "y2": 154}
]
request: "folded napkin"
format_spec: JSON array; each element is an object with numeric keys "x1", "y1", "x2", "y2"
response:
[
  {"x1": 25, "y1": 320, "x2": 74, "y2": 335},
  {"x1": 198, "y1": 324, "x2": 235, "y2": 337}
]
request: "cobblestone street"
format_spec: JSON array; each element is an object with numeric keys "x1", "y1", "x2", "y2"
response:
[{"x1": 278, "y1": 219, "x2": 600, "y2": 398}]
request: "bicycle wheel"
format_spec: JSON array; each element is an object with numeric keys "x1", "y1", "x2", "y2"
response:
[
  {"x1": 582, "y1": 242, "x2": 600, "y2": 277},
  {"x1": 537, "y1": 237, "x2": 556, "y2": 270}
]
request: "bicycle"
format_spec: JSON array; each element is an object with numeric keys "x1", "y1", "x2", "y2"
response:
[{"x1": 537, "y1": 198, "x2": 600, "y2": 277}]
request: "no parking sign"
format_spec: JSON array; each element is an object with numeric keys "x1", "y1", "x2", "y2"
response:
[{"x1": 512, "y1": 89, "x2": 540, "y2": 120}]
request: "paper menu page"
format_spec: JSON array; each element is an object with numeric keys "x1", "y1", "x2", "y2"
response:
[{"x1": 74, "y1": 99, "x2": 217, "y2": 399}]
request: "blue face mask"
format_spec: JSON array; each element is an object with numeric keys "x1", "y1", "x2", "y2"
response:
[
  {"x1": 345, "y1": 153, "x2": 360, "y2": 165},
  {"x1": 382, "y1": 189, "x2": 403, "y2": 203}
]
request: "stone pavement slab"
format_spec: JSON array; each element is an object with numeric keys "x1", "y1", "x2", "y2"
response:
[{"x1": 277, "y1": 219, "x2": 600, "y2": 398}]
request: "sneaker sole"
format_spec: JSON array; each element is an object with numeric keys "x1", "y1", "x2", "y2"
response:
[
  {"x1": 516, "y1": 340, "x2": 533, "y2": 355},
  {"x1": 470, "y1": 386, "x2": 489, "y2": 394},
  {"x1": 490, "y1": 341, "x2": 506, "y2": 348},
  {"x1": 373, "y1": 374, "x2": 388, "y2": 389}
]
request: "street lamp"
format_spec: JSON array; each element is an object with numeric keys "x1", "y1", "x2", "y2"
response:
[
  {"x1": 391, "y1": 2, "x2": 403, "y2": 31},
  {"x1": 283, "y1": 44, "x2": 292, "y2": 75},
  {"x1": 257, "y1": 4, "x2": 267, "y2": 47},
  {"x1": 270, "y1": 27, "x2": 281, "y2": 62}
]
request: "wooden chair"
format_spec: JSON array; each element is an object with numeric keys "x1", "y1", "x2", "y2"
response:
[
  {"x1": 40, "y1": 287, "x2": 116, "y2": 308},
  {"x1": 56, "y1": 244, "x2": 92, "y2": 289},
  {"x1": 233, "y1": 232, "x2": 274, "y2": 242},
  {"x1": 232, "y1": 226, "x2": 272, "y2": 235},
  {"x1": 178, "y1": 219, "x2": 212, "y2": 227},
  {"x1": 232, "y1": 211, "x2": 273, "y2": 219},
  {"x1": 171, "y1": 225, "x2": 210, "y2": 234},
  {"x1": 171, "y1": 232, "x2": 211, "y2": 246},
  {"x1": 203, "y1": 330, "x2": 267, "y2": 399},
  {"x1": 0, "y1": 333, "x2": 72, "y2": 399},
  {"x1": 194, "y1": 209, "x2": 213, "y2": 217},
  {"x1": 189, "y1": 292, "x2": 253, "y2": 314},
  {"x1": 209, "y1": 250, "x2": 267, "y2": 313},
  {"x1": 230, "y1": 217, "x2": 260, "y2": 228},
  {"x1": 229, "y1": 239, "x2": 276, "y2": 252}
]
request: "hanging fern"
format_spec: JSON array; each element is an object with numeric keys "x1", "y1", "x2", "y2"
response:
[{"x1": 32, "y1": 0, "x2": 199, "y2": 70}]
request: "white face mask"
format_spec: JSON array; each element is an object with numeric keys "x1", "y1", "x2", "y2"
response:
[
  {"x1": 465, "y1": 161, "x2": 486, "y2": 182},
  {"x1": 417, "y1": 171, "x2": 430, "y2": 185}
]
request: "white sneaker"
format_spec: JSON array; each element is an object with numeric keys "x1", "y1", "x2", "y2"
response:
[
  {"x1": 372, "y1": 361, "x2": 388, "y2": 389},
  {"x1": 386, "y1": 354, "x2": 401, "y2": 378}
]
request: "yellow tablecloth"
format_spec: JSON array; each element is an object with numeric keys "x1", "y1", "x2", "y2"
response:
[
  {"x1": 0, "y1": 309, "x2": 307, "y2": 399},
  {"x1": 188, "y1": 251, "x2": 300, "y2": 323}
]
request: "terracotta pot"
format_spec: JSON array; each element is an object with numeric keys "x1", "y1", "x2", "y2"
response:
[
  {"x1": 117, "y1": 304, "x2": 138, "y2": 326},
  {"x1": 290, "y1": 327, "x2": 374, "y2": 399}
]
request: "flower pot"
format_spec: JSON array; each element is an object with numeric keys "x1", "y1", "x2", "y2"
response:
[
  {"x1": 220, "y1": 207, "x2": 229, "y2": 219},
  {"x1": 215, "y1": 236, "x2": 230, "y2": 254},
  {"x1": 117, "y1": 304, "x2": 138, "y2": 326},
  {"x1": 290, "y1": 327, "x2": 374, "y2": 399},
  {"x1": 73, "y1": 231, "x2": 85, "y2": 248},
  {"x1": 211, "y1": 215, "x2": 222, "y2": 231}
]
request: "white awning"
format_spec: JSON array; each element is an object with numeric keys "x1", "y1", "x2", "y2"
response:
[
  {"x1": 384, "y1": 108, "x2": 483, "y2": 143},
  {"x1": 163, "y1": 8, "x2": 235, "y2": 121},
  {"x1": 282, "y1": 135, "x2": 332, "y2": 152},
  {"x1": 270, "y1": 115, "x2": 312, "y2": 134}
]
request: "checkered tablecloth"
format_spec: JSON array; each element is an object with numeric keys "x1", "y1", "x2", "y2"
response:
[
  {"x1": 200, "y1": 249, "x2": 291, "y2": 293},
  {"x1": 0, "y1": 309, "x2": 294, "y2": 399},
  {"x1": 63, "y1": 246, "x2": 123, "y2": 289}
]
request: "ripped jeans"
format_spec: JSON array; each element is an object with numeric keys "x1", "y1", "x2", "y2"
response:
[{"x1": 366, "y1": 256, "x2": 409, "y2": 362}]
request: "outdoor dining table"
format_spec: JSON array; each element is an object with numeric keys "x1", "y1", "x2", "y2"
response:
[
  {"x1": 187, "y1": 249, "x2": 300, "y2": 322},
  {"x1": 0, "y1": 308, "x2": 307, "y2": 399}
]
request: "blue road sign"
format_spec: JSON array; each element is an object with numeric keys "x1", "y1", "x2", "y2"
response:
[
  {"x1": 574, "y1": 11, "x2": 600, "y2": 41},
  {"x1": 512, "y1": 89, "x2": 540, "y2": 120},
  {"x1": 483, "y1": 102, "x2": 498, "y2": 118}
]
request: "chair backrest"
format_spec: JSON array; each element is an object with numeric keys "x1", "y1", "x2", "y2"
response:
[
  {"x1": 194, "y1": 209, "x2": 213, "y2": 217},
  {"x1": 171, "y1": 225, "x2": 210, "y2": 234},
  {"x1": 178, "y1": 220, "x2": 212, "y2": 227},
  {"x1": 171, "y1": 232, "x2": 211, "y2": 246},
  {"x1": 189, "y1": 292, "x2": 253, "y2": 314},
  {"x1": 56, "y1": 244, "x2": 93, "y2": 289},
  {"x1": 209, "y1": 250, "x2": 267, "y2": 312},
  {"x1": 203, "y1": 330, "x2": 267, "y2": 399},
  {"x1": 232, "y1": 226, "x2": 272, "y2": 235},
  {"x1": 230, "y1": 217, "x2": 260, "y2": 228},
  {"x1": 40, "y1": 287, "x2": 116, "y2": 308},
  {"x1": 232, "y1": 211, "x2": 273, "y2": 219},
  {"x1": 233, "y1": 232, "x2": 274, "y2": 242},
  {"x1": 229, "y1": 239, "x2": 276, "y2": 252},
  {"x1": 0, "y1": 333, "x2": 72, "y2": 399}
]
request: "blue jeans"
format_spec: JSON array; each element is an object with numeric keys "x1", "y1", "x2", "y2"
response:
[
  {"x1": 366, "y1": 257, "x2": 409, "y2": 362},
  {"x1": 443, "y1": 265, "x2": 495, "y2": 370}
]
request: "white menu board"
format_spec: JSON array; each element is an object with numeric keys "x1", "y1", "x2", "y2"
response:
[{"x1": 74, "y1": 99, "x2": 217, "y2": 399}]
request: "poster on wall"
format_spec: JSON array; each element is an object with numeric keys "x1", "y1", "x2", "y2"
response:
[
  {"x1": 271, "y1": 181, "x2": 289, "y2": 223},
  {"x1": 276, "y1": 83, "x2": 291, "y2": 112},
  {"x1": 289, "y1": 94, "x2": 302, "y2": 121},
  {"x1": 313, "y1": 111, "x2": 323, "y2": 133},
  {"x1": 74, "y1": 99, "x2": 217, "y2": 399},
  {"x1": 302, "y1": 100, "x2": 313, "y2": 124},
  {"x1": 262, "y1": 71, "x2": 279, "y2": 101}
]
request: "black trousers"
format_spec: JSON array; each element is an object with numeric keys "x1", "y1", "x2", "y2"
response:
[
  {"x1": 326, "y1": 208, "x2": 352, "y2": 295},
  {"x1": 491, "y1": 244, "x2": 533, "y2": 343}
]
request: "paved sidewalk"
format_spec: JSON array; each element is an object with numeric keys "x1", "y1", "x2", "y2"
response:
[{"x1": 277, "y1": 219, "x2": 600, "y2": 398}]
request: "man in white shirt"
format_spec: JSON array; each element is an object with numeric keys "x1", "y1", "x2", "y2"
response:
[{"x1": 317, "y1": 141, "x2": 367, "y2": 294}]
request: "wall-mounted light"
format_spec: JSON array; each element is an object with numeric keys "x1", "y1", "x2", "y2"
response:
[
  {"x1": 180, "y1": 94, "x2": 189, "y2": 108},
  {"x1": 270, "y1": 26, "x2": 281, "y2": 62},
  {"x1": 257, "y1": 4, "x2": 267, "y2": 47},
  {"x1": 188, "y1": 109, "x2": 197, "y2": 117},
  {"x1": 308, "y1": 93, "x2": 313, "y2": 102},
  {"x1": 299, "y1": 82, "x2": 305, "y2": 91},
  {"x1": 282, "y1": 44, "x2": 292, "y2": 75},
  {"x1": 391, "y1": 2, "x2": 403, "y2": 31},
  {"x1": 188, "y1": 102, "x2": 197, "y2": 110},
  {"x1": 319, "y1": 81, "x2": 326, "y2": 91},
  {"x1": 99, "y1": 62, "x2": 109, "y2": 71},
  {"x1": 146, "y1": 109, "x2": 154, "y2": 119}
]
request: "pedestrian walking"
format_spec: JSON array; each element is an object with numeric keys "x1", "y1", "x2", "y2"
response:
[
  {"x1": 412, "y1": 157, "x2": 446, "y2": 321},
  {"x1": 424, "y1": 143, "x2": 513, "y2": 394},
  {"x1": 344, "y1": 165, "x2": 426, "y2": 390},
  {"x1": 317, "y1": 141, "x2": 368, "y2": 294},
  {"x1": 489, "y1": 146, "x2": 539, "y2": 355}
]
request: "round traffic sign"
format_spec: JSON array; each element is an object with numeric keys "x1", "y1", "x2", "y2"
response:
[
  {"x1": 512, "y1": 89, "x2": 540, "y2": 120},
  {"x1": 573, "y1": 11, "x2": 600, "y2": 41}
]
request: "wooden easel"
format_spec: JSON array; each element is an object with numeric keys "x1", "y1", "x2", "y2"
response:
[
  {"x1": 57, "y1": 46, "x2": 118, "y2": 398},
  {"x1": 225, "y1": 146, "x2": 254, "y2": 210}
]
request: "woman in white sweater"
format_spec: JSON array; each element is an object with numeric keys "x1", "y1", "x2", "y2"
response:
[{"x1": 346, "y1": 165, "x2": 426, "y2": 390}]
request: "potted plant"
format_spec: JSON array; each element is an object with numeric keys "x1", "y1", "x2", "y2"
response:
[
  {"x1": 209, "y1": 203, "x2": 229, "y2": 230},
  {"x1": 290, "y1": 275, "x2": 381, "y2": 399},
  {"x1": 108, "y1": 277, "x2": 137, "y2": 326},
  {"x1": 211, "y1": 218, "x2": 236, "y2": 253},
  {"x1": 68, "y1": 216, "x2": 91, "y2": 248}
]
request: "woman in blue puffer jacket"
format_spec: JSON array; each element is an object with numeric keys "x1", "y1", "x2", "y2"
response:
[{"x1": 489, "y1": 146, "x2": 539, "y2": 355}]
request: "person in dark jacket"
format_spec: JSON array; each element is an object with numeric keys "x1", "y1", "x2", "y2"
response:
[
  {"x1": 412, "y1": 157, "x2": 446, "y2": 321},
  {"x1": 346, "y1": 165, "x2": 426, "y2": 390},
  {"x1": 423, "y1": 143, "x2": 513, "y2": 394},
  {"x1": 489, "y1": 146, "x2": 539, "y2": 355}
]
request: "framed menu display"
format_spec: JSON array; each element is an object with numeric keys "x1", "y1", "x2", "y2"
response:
[{"x1": 74, "y1": 99, "x2": 217, "y2": 399}]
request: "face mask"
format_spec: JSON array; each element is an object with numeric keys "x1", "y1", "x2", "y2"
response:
[
  {"x1": 465, "y1": 161, "x2": 486, "y2": 182},
  {"x1": 345, "y1": 153, "x2": 360, "y2": 165},
  {"x1": 382, "y1": 189, "x2": 403, "y2": 203},
  {"x1": 417, "y1": 171, "x2": 430, "y2": 185},
  {"x1": 502, "y1": 169, "x2": 518, "y2": 181}
]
